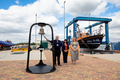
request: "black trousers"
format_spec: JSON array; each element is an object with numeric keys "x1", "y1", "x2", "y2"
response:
[
  {"x1": 55, "y1": 50, "x2": 61, "y2": 65},
  {"x1": 63, "y1": 51, "x2": 68, "y2": 63}
]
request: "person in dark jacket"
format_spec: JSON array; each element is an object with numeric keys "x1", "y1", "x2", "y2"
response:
[
  {"x1": 45, "y1": 35, "x2": 62, "y2": 66},
  {"x1": 62, "y1": 39, "x2": 69, "y2": 63}
]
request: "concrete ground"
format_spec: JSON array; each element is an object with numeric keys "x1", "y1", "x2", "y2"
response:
[
  {"x1": 0, "y1": 50, "x2": 46, "y2": 61},
  {"x1": 0, "y1": 50, "x2": 120, "y2": 80},
  {"x1": 84, "y1": 52, "x2": 120, "y2": 62}
]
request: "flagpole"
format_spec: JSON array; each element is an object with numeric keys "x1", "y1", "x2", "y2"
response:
[{"x1": 64, "y1": 1, "x2": 66, "y2": 40}]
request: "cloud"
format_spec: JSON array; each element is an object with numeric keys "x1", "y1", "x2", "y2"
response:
[
  {"x1": 108, "y1": 11, "x2": 120, "y2": 42},
  {"x1": 92, "y1": 1, "x2": 108, "y2": 15},
  {"x1": 0, "y1": 0, "x2": 120, "y2": 43},
  {"x1": 103, "y1": 0, "x2": 120, "y2": 7},
  {"x1": 15, "y1": 0, "x2": 20, "y2": 4},
  {"x1": 109, "y1": 13, "x2": 120, "y2": 29},
  {"x1": 58, "y1": 0, "x2": 108, "y2": 16},
  {"x1": 0, "y1": 0, "x2": 62, "y2": 43}
]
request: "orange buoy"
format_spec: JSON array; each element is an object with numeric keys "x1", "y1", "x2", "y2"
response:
[{"x1": 80, "y1": 53, "x2": 84, "y2": 56}]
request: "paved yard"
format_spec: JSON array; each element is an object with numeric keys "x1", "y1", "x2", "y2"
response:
[{"x1": 0, "y1": 50, "x2": 120, "y2": 80}]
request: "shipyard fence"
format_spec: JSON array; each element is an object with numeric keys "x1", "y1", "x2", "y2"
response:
[{"x1": 111, "y1": 42, "x2": 120, "y2": 51}]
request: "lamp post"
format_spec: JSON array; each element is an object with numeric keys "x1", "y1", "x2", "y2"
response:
[
  {"x1": 35, "y1": 14, "x2": 37, "y2": 48},
  {"x1": 89, "y1": 14, "x2": 92, "y2": 35},
  {"x1": 89, "y1": 14, "x2": 91, "y2": 26},
  {"x1": 64, "y1": 1, "x2": 66, "y2": 40}
]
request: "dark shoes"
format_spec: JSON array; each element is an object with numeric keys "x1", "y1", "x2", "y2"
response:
[
  {"x1": 54, "y1": 64, "x2": 62, "y2": 66},
  {"x1": 58, "y1": 64, "x2": 61, "y2": 66}
]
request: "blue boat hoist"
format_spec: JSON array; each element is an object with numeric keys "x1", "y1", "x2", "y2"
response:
[{"x1": 65, "y1": 16, "x2": 112, "y2": 50}]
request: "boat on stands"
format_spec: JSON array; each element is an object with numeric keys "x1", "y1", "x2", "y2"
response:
[
  {"x1": 76, "y1": 25, "x2": 104, "y2": 49},
  {"x1": 0, "y1": 40, "x2": 14, "y2": 50}
]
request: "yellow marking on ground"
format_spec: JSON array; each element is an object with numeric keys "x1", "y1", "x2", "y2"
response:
[{"x1": 11, "y1": 48, "x2": 28, "y2": 52}]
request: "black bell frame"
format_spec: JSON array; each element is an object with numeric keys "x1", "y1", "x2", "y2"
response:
[{"x1": 26, "y1": 22, "x2": 56, "y2": 74}]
